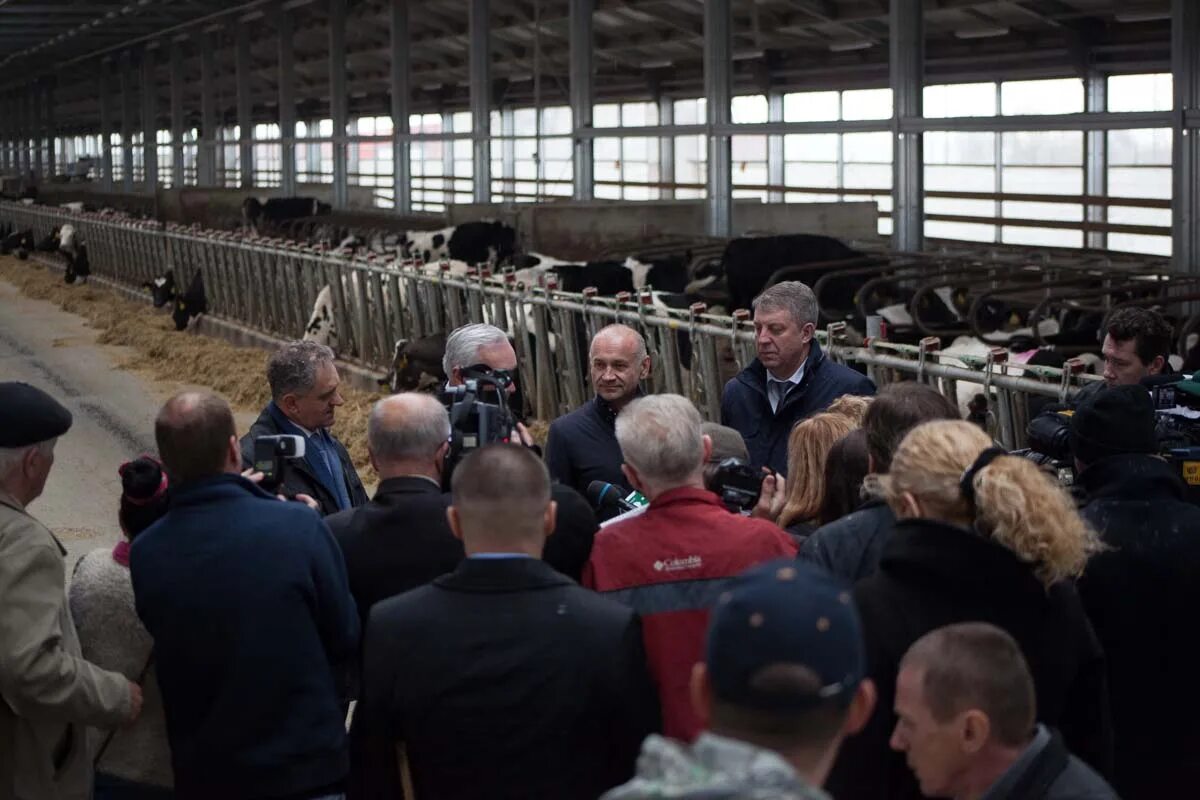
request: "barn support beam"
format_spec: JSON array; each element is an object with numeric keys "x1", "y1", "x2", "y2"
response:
[
  {"x1": 569, "y1": 0, "x2": 593, "y2": 201},
  {"x1": 1084, "y1": 70, "x2": 1107, "y2": 251},
  {"x1": 29, "y1": 87, "x2": 41, "y2": 180},
  {"x1": 501, "y1": 106, "x2": 516, "y2": 198},
  {"x1": 236, "y1": 23, "x2": 253, "y2": 188},
  {"x1": 767, "y1": 90, "x2": 785, "y2": 204},
  {"x1": 390, "y1": 0, "x2": 412, "y2": 213},
  {"x1": 99, "y1": 65, "x2": 113, "y2": 191},
  {"x1": 469, "y1": 0, "x2": 491, "y2": 203},
  {"x1": 199, "y1": 35, "x2": 216, "y2": 187},
  {"x1": 1173, "y1": 0, "x2": 1200, "y2": 273},
  {"x1": 658, "y1": 95, "x2": 674, "y2": 200},
  {"x1": 142, "y1": 51, "x2": 158, "y2": 193},
  {"x1": 891, "y1": 0, "x2": 924, "y2": 251},
  {"x1": 44, "y1": 79, "x2": 55, "y2": 178},
  {"x1": 330, "y1": 0, "x2": 349, "y2": 208},
  {"x1": 703, "y1": 0, "x2": 732, "y2": 238},
  {"x1": 277, "y1": 1, "x2": 297, "y2": 195},
  {"x1": 18, "y1": 90, "x2": 29, "y2": 177},
  {"x1": 0, "y1": 94, "x2": 8, "y2": 173},
  {"x1": 120, "y1": 51, "x2": 134, "y2": 193},
  {"x1": 170, "y1": 43, "x2": 185, "y2": 187}
]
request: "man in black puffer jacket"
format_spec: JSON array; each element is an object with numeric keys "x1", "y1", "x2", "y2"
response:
[
  {"x1": 240, "y1": 340, "x2": 368, "y2": 516},
  {"x1": 1072, "y1": 385, "x2": 1200, "y2": 799}
]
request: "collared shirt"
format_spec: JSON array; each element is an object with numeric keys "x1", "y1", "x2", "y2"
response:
[
  {"x1": 268, "y1": 402, "x2": 352, "y2": 511},
  {"x1": 767, "y1": 359, "x2": 807, "y2": 414},
  {"x1": 980, "y1": 725, "x2": 1052, "y2": 800},
  {"x1": 467, "y1": 553, "x2": 534, "y2": 560}
]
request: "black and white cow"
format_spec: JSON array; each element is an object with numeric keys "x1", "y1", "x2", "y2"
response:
[
  {"x1": 242, "y1": 197, "x2": 330, "y2": 233},
  {"x1": 303, "y1": 285, "x2": 338, "y2": 349},
  {"x1": 142, "y1": 269, "x2": 206, "y2": 330},
  {"x1": 397, "y1": 220, "x2": 518, "y2": 266},
  {"x1": 513, "y1": 252, "x2": 691, "y2": 296},
  {"x1": 1, "y1": 228, "x2": 35, "y2": 259},
  {"x1": 383, "y1": 333, "x2": 449, "y2": 393},
  {"x1": 143, "y1": 270, "x2": 176, "y2": 308},
  {"x1": 59, "y1": 225, "x2": 90, "y2": 285}
]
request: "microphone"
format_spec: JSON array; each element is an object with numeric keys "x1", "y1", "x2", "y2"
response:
[{"x1": 587, "y1": 481, "x2": 636, "y2": 514}]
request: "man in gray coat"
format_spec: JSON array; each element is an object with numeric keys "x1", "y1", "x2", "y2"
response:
[{"x1": 0, "y1": 382, "x2": 141, "y2": 800}]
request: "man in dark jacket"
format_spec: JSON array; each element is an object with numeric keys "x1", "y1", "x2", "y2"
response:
[
  {"x1": 1072, "y1": 384, "x2": 1200, "y2": 798},
  {"x1": 353, "y1": 444, "x2": 658, "y2": 800},
  {"x1": 545, "y1": 324, "x2": 648, "y2": 498},
  {"x1": 328, "y1": 393, "x2": 599, "y2": 608},
  {"x1": 721, "y1": 281, "x2": 875, "y2": 476},
  {"x1": 132, "y1": 391, "x2": 359, "y2": 800},
  {"x1": 240, "y1": 340, "x2": 368, "y2": 516},
  {"x1": 799, "y1": 383, "x2": 960, "y2": 581},
  {"x1": 892, "y1": 623, "x2": 1117, "y2": 800}
]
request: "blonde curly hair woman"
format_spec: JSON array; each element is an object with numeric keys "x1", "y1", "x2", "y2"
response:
[{"x1": 823, "y1": 420, "x2": 1113, "y2": 800}]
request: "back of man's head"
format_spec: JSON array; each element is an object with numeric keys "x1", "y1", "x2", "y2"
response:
[
  {"x1": 864, "y1": 383, "x2": 961, "y2": 473},
  {"x1": 899, "y1": 622, "x2": 1036, "y2": 749},
  {"x1": 449, "y1": 444, "x2": 554, "y2": 549},
  {"x1": 615, "y1": 394, "x2": 705, "y2": 490},
  {"x1": 367, "y1": 393, "x2": 450, "y2": 472},
  {"x1": 155, "y1": 391, "x2": 237, "y2": 485},
  {"x1": 1071, "y1": 383, "x2": 1157, "y2": 468},
  {"x1": 700, "y1": 560, "x2": 874, "y2": 767}
]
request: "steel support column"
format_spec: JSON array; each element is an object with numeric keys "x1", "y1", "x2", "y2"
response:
[
  {"x1": 100, "y1": 65, "x2": 113, "y2": 191},
  {"x1": 442, "y1": 112, "x2": 456, "y2": 201},
  {"x1": 169, "y1": 42, "x2": 185, "y2": 187},
  {"x1": 658, "y1": 96, "x2": 674, "y2": 200},
  {"x1": 390, "y1": 0, "x2": 411, "y2": 212},
  {"x1": 199, "y1": 35, "x2": 216, "y2": 187},
  {"x1": 703, "y1": 0, "x2": 732, "y2": 238},
  {"x1": 1085, "y1": 70, "x2": 1107, "y2": 251},
  {"x1": 890, "y1": 0, "x2": 924, "y2": 251},
  {"x1": 501, "y1": 107, "x2": 516, "y2": 198},
  {"x1": 330, "y1": 0, "x2": 348, "y2": 207},
  {"x1": 0, "y1": 94, "x2": 8, "y2": 173},
  {"x1": 767, "y1": 91, "x2": 785, "y2": 203},
  {"x1": 18, "y1": 90, "x2": 28, "y2": 176},
  {"x1": 236, "y1": 23, "x2": 253, "y2": 188},
  {"x1": 278, "y1": 0, "x2": 297, "y2": 195},
  {"x1": 44, "y1": 80, "x2": 55, "y2": 178},
  {"x1": 468, "y1": 0, "x2": 491, "y2": 203},
  {"x1": 1173, "y1": 0, "x2": 1200, "y2": 273},
  {"x1": 142, "y1": 51, "x2": 158, "y2": 192},
  {"x1": 120, "y1": 52, "x2": 134, "y2": 192},
  {"x1": 569, "y1": 0, "x2": 593, "y2": 200},
  {"x1": 29, "y1": 88, "x2": 41, "y2": 180}
]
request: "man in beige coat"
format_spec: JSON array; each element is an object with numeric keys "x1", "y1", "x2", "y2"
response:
[{"x1": 0, "y1": 382, "x2": 141, "y2": 800}]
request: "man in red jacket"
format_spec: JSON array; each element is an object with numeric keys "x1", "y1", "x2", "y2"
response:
[{"x1": 583, "y1": 394, "x2": 797, "y2": 741}]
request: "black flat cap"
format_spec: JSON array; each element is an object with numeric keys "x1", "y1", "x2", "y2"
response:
[{"x1": 0, "y1": 382, "x2": 73, "y2": 447}]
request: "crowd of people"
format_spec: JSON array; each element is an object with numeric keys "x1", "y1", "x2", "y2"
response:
[{"x1": 1, "y1": 280, "x2": 1196, "y2": 800}]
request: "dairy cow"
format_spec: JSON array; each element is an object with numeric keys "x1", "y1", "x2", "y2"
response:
[{"x1": 243, "y1": 197, "x2": 331, "y2": 233}]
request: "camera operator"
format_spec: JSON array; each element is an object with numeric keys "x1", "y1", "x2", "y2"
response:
[
  {"x1": 1070, "y1": 384, "x2": 1200, "y2": 798},
  {"x1": 583, "y1": 394, "x2": 796, "y2": 742},
  {"x1": 546, "y1": 324, "x2": 650, "y2": 498},
  {"x1": 442, "y1": 322, "x2": 535, "y2": 448},
  {"x1": 240, "y1": 340, "x2": 367, "y2": 516}
]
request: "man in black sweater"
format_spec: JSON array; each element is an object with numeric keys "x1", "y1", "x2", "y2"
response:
[
  {"x1": 353, "y1": 445, "x2": 658, "y2": 800},
  {"x1": 545, "y1": 324, "x2": 649, "y2": 499}
]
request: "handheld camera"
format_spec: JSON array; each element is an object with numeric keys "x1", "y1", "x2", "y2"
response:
[{"x1": 253, "y1": 434, "x2": 306, "y2": 493}]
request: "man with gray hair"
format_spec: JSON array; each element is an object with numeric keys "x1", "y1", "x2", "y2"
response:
[
  {"x1": 584, "y1": 394, "x2": 796, "y2": 742},
  {"x1": 722, "y1": 281, "x2": 875, "y2": 476},
  {"x1": 442, "y1": 322, "x2": 535, "y2": 447},
  {"x1": 240, "y1": 339, "x2": 368, "y2": 515},
  {"x1": 0, "y1": 382, "x2": 141, "y2": 799},
  {"x1": 546, "y1": 324, "x2": 650, "y2": 501}
]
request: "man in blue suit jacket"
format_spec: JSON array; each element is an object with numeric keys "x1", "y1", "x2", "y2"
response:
[
  {"x1": 721, "y1": 281, "x2": 875, "y2": 476},
  {"x1": 132, "y1": 391, "x2": 359, "y2": 800}
]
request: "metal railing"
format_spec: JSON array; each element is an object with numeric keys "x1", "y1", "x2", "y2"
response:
[{"x1": 0, "y1": 199, "x2": 1104, "y2": 448}]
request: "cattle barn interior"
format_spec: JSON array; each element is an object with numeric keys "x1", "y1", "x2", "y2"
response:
[{"x1": 0, "y1": 0, "x2": 1196, "y2": 439}]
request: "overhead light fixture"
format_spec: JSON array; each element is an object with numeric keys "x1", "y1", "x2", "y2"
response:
[
  {"x1": 1114, "y1": 11, "x2": 1171, "y2": 23},
  {"x1": 954, "y1": 26, "x2": 1010, "y2": 39},
  {"x1": 420, "y1": 82, "x2": 442, "y2": 90},
  {"x1": 828, "y1": 40, "x2": 873, "y2": 52},
  {"x1": 733, "y1": 49, "x2": 765, "y2": 61},
  {"x1": 640, "y1": 59, "x2": 673, "y2": 69}
]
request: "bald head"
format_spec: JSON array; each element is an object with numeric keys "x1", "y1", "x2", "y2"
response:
[
  {"x1": 590, "y1": 324, "x2": 650, "y2": 408},
  {"x1": 448, "y1": 444, "x2": 556, "y2": 552},
  {"x1": 155, "y1": 391, "x2": 238, "y2": 485},
  {"x1": 367, "y1": 393, "x2": 450, "y2": 476}
]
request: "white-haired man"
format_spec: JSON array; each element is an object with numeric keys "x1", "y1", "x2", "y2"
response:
[{"x1": 583, "y1": 394, "x2": 796, "y2": 743}]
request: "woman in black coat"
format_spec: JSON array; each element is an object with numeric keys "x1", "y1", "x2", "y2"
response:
[{"x1": 825, "y1": 419, "x2": 1112, "y2": 800}]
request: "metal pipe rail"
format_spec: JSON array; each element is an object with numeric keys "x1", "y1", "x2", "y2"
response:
[{"x1": 0, "y1": 199, "x2": 1105, "y2": 448}]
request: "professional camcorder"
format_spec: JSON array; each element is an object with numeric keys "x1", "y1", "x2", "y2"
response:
[
  {"x1": 253, "y1": 434, "x2": 306, "y2": 493},
  {"x1": 707, "y1": 458, "x2": 764, "y2": 513},
  {"x1": 441, "y1": 365, "x2": 520, "y2": 478}
]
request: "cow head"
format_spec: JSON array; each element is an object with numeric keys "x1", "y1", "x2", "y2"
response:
[
  {"x1": 142, "y1": 271, "x2": 176, "y2": 308},
  {"x1": 383, "y1": 337, "x2": 448, "y2": 394},
  {"x1": 171, "y1": 271, "x2": 207, "y2": 332}
]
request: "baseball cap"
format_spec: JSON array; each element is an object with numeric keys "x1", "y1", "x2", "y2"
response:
[{"x1": 707, "y1": 559, "x2": 866, "y2": 711}]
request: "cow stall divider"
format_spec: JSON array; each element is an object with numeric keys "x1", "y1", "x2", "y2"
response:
[{"x1": 0, "y1": 199, "x2": 1103, "y2": 450}]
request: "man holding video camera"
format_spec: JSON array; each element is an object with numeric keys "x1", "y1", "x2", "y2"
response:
[
  {"x1": 583, "y1": 394, "x2": 796, "y2": 742},
  {"x1": 241, "y1": 340, "x2": 368, "y2": 516}
]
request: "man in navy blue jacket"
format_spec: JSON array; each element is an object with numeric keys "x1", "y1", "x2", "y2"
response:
[
  {"x1": 132, "y1": 391, "x2": 359, "y2": 800},
  {"x1": 721, "y1": 281, "x2": 875, "y2": 476}
]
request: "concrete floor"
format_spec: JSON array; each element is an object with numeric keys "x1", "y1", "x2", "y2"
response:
[{"x1": 0, "y1": 277, "x2": 253, "y2": 568}]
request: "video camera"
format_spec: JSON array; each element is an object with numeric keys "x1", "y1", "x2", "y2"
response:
[
  {"x1": 253, "y1": 434, "x2": 306, "y2": 493},
  {"x1": 441, "y1": 365, "x2": 519, "y2": 476},
  {"x1": 706, "y1": 458, "x2": 764, "y2": 513}
]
